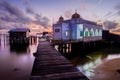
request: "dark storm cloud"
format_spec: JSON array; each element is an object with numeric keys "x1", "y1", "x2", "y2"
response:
[{"x1": 103, "y1": 21, "x2": 118, "y2": 30}]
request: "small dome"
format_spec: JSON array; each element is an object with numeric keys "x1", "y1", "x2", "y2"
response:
[
  {"x1": 59, "y1": 16, "x2": 64, "y2": 22},
  {"x1": 72, "y1": 12, "x2": 80, "y2": 19}
]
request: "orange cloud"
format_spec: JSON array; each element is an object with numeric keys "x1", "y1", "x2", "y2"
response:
[{"x1": 26, "y1": 23, "x2": 52, "y2": 34}]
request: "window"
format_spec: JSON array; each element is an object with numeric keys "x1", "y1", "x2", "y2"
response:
[
  {"x1": 90, "y1": 28, "x2": 94, "y2": 36},
  {"x1": 85, "y1": 31, "x2": 89, "y2": 36},
  {"x1": 84, "y1": 28, "x2": 90, "y2": 37},
  {"x1": 99, "y1": 30, "x2": 102, "y2": 36},
  {"x1": 80, "y1": 31, "x2": 83, "y2": 36},
  {"x1": 95, "y1": 29, "x2": 98, "y2": 36},
  {"x1": 65, "y1": 31, "x2": 68, "y2": 36},
  {"x1": 55, "y1": 29, "x2": 60, "y2": 32},
  {"x1": 77, "y1": 24, "x2": 83, "y2": 38}
]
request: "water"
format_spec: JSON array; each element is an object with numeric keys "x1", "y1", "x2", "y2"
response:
[
  {"x1": 70, "y1": 48, "x2": 120, "y2": 80},
  {"x1": 0, "y1": 34, "x2": 38, "y2": 80}
]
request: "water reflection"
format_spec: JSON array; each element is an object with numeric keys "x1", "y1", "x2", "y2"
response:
[
  {"x1": 75, "y1": 52, "x2": 120, "y2": 80},
  {"x1": 0, "y1": 34, "x2": 38, "y2": 80},
  {"x1": 10, "y1": 44, "x2": 28, "y2": 53},
  {"x1": 93, "y1": 57, "x2": 120, "y2": 80}
]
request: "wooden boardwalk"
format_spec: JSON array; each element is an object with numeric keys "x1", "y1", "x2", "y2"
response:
[{"x1": 30, "y1": 41, "x2": 89, "y2": 80}]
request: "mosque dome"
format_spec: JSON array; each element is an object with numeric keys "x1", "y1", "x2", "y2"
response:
[
  {"x1": 72, "y1": 12, "x2": 81, "y2": 19},
  {"x1": 59, "y1": 16, "x2": 64, "y2": 22}
]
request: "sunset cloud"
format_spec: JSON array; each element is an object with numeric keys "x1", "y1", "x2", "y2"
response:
[
  {"x1": 103, "y1": 21, "x2": 118, "y2": 30},
  {"x1": 0, "y1": 1, "x2": 32, "y2": 29},
  {"x1": 0, "y1": 1, "x2": 51, "y2": 33},
  {"x1": 0, "y1": 0, "x2": 120, "y2": 34},
  {"x1": 23, "y1": 0, "x2": 51, "y2": 28},
  {"x1": 109, "y1": 23, "x2": 120, "y2": 34},
  {"x1": 0, "y1": 1, "x2": 23, "y2": 18}
]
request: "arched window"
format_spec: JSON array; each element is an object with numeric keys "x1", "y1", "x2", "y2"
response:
[
  {"x1": 80, "y1": 31, "x2": 83, "y2": 36},
  {"x1": 99, "y1": 29, "x2": 102, "y2": 36},
  {"x1": 84, "y1": 28, "x2": 90, "y2": 37},
  {"x1": 90, "y1": 28, "x2": 94, "y2": 36},
  {"x1": 95, "y1": 29, "x2": 98, "y2": 36}
]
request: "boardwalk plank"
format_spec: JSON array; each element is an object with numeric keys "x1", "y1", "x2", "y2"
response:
[{"x1": 31, "y1": 41, "x2": 89, "y2": 80}]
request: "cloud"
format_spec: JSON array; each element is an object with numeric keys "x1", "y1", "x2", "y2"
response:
[
  {"x1": 110, "y1": 23, "x2": 120, "y2": 34},
  {"x1": 116, "y1": 10, "x2": 120, "y2": 15},
  {"x1": 24, "y1": 0, "x2": 34, "y2": 14},
  {"x1": 105, "y1": 12, "x2": 113, "y2": 17},
  {"x1": 115, "y1": 3, "x2": 120, "y2": 10},
  {"x1": 0, "y1": 1, "x2": 31, "y2": 29},
  {"x1": 0, "y1": 1, "x2": 32, "y2": 24},
  {"x1": 103, "y1": 21, "x2": 118, "y2": 30},
  {"x1": 112, "y1": 29, "x2": 120, "y2": 32},
  {"x1": 92, "y1": 13, "x2": 98, "y2": 19},
  {"x1": 34, "y1": 14, "x2": 51, "y2": 28},
  {"x1": 64, "y1": 10, "x2": 73, "y2": 18},
  {"x1": 78, "y1": 4, "x2": 86, "y2": 11},
  {"x1": 97, "y1": 0, "x2": 103, "y2": 5},
  {"x1": 0, "y1": 1, "x2": 51, "y2": 32},
  {"x1": 23, "y1": 0, "x2": 51, "y2": 28},
  {"x1": 114, "y1": 3, "x2": 120, "y2": 16},
  {"x1": 0, "y1": 1, "x2": 23, "y2": 18}
]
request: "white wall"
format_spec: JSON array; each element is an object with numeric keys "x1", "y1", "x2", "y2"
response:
[
  {"x1": 53, "y1": 24, "x2": 62, "y2": 40},
  {"x1": 71, "y1": 24, "x2": 77, "y2": 40},
  {"x1": 77, "y1": 24, "x2": 83, "y2": 40},
  {"x1": 62, "y1": 23, "x2": 70, "y2": 40}
]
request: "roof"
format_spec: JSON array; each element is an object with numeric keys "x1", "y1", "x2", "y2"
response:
[{"x1": 9, "y1": 28, "x2": 30, "y2": 33}]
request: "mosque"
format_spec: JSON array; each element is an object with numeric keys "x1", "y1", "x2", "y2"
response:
[{"x1": 53, "y1": 12, "x2": 102, "y2": 42}]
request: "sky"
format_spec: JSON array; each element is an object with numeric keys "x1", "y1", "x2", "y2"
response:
[{"x1": 0, "y1": 0, "x2": 120, "y2": 33}]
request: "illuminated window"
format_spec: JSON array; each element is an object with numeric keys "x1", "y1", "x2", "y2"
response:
[
  {"x1": 55, "y1": 29, "x2": 60, "y2": 32},
  {"x1": 77, "y1": 24, "x2": 83, "y2": 39},
  {"x1": 99, "y1": 30, "x2": 102, "y2": 36},
  {"x1": 80, "y1": 31, "x2": 83, "y2": 36},
  {"x1": 95, "y1": 29, "x2": 98, "y2": 36},
  {"x1": 65, "y1": 31, "x2": 68, "y2": 36},
  {"x1": 90, "y1": 28, "x2": 94, "y2": 36},
  {"x1": 85, "y1": 31, "x2": 89, "y2": 36},
  {"x1": 84, "y1": 28, "x2": 90, "y2": 37}
]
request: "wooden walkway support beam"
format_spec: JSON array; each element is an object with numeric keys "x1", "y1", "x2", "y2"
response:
[{"x1": 30, "y1": 41, "x2": 89, "y2": 80}]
